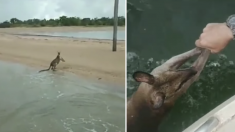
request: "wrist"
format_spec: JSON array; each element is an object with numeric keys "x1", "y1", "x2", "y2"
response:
[
  {"x1": 226, "y1": 15, "x2": 235, "y2": 40},
  {"x1": 224, "y1": 23, "x2": 234, "y2": 41}
]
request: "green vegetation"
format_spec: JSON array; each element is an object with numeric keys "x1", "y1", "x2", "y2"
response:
[{"x1": 0, "y1": 16, "x2": 125, "y2": 28}]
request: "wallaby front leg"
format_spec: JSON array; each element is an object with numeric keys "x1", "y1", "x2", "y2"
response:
[
  {"x1": 52, "y1": 66, "x2": 56, "y2": 71},
  {"x1": 60, "y1": 58, "x2": 65, "y2": 62},
  {"x1": 165, "y1": 47, "x2": 202, "y2": 69},
  {"x1": 192, "y1": 49, "x2": 210, "y2": 71},
  {"x1": 169, "y1": 49, "x2": 210, "y2": 102}
]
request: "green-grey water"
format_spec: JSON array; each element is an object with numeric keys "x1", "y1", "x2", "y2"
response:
[
  {"x1": 19, "y1": 30, "x2": 125, "y2": 40},
  {"x1": 127, "y1": 1, "x2": 235, "y2": 132},
  {"x1": 0, "y1": 61, "x2": 124, "y2": 132}
]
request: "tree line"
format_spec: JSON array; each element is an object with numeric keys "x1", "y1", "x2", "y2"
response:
[{"x1": 0, "y1": 16, "x2": 125, "y2": 28}]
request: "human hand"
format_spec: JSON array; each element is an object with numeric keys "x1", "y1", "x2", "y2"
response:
[{"x1": 195, "y1": 23, "x2": 234, "y2": 53}]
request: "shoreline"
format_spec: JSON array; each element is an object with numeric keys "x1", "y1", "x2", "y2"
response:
[
  {"x1": 0, "y1": 27, "x2": 125, "y2": 86},
  {"x1": 0, "y1": 59, "x2": 125, "y2": 89},
  {"x1": 10, "y1": 33, "x2": 125, "y2": 41},
  {"x1": 0, "y1": 26, "x2": 125, "y2": 33}
]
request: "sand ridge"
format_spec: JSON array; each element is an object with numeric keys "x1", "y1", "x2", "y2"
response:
[{"x1": 0, "y1": 27, "x2": 125, "y2": 86}]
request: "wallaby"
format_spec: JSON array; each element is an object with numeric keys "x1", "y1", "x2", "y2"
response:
[
  {"x1": 127, "y1": 48, "x2": 210, "y2": 132},
  {"x1": 39, "y1": 52, "x2": 65, "y2": 73}
]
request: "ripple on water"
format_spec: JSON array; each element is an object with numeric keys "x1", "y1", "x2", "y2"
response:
[{"x1": 0, "y1": 61, "x2": 124, "y2": 132}]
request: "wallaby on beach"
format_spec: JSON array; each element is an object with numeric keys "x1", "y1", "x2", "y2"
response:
[{"x1": 38, "y1": 52, "x2": 65, "y2": 73}]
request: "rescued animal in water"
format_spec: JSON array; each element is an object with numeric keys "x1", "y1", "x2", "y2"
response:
[
  {"x1": 127, "y1": 48, "x2": 210, "y2": 132},
  {"x1": 39, "y1": 52, "x2": 65, "y2": 73}
]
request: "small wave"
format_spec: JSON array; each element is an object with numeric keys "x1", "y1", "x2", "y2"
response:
[{"x1": 59, "y1": 114, "x2": 121, "y2": 132}]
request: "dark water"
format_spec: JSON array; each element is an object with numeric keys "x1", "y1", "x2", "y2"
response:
[
  {"x1": 20, "y1": 30, "x2": 125, "y2": 40},
  {"x1": 0, "y1": 61, "x2": 124, "y2": 132},
  {"x1": 127, "y1": 1, "x2": 235, "y2": 132}
]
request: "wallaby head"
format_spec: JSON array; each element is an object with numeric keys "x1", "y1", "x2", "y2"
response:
[
  {"x1": 57, "y1": 51, "x2": 65, "y2": 62},
  {"x1": 132, "y1": 67, "x2": 197, "y2": 108}
]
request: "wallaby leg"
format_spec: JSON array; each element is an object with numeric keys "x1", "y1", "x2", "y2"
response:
[
  {"x1": 54, "y1": 65, "x2": 57, "y2": 69},
  {"x1": 165, "y1": 47, "x2": 202, "y2": 69},
  {"x1": 52, "y1": 66, "x2": 55, "y2": 71},
  {"x1": 191, "y1": 49, "x2": 210, "y2": 81},
  {"x1": 60, "y1": 58, "x2": 65, "y2": 62},
  {"x1": 167, "y1": 49, "x2": 210, "y2": 102},
  {"x1": 192, "y1": 49, "x2": 210, "y2": 71}
]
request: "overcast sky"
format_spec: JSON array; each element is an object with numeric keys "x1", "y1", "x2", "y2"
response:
[{"x1": 0, "y1": 0, "x2": 125, "y2": 22}]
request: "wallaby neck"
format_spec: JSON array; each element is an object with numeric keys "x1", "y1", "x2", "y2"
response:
[{"x1": 56, "y1": 55, "x2": 60, "y2": 59}]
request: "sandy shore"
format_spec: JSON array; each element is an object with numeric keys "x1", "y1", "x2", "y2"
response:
[{"x1": 0, "y1": 27, "x2": 125, "y2": 85}]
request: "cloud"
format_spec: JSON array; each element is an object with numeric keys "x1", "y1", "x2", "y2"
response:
[{"x1": 0, "y1": 0, "x2": 125, "y2": 22}]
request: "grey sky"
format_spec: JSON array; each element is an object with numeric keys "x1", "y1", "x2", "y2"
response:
[{"x1": 0, "y1": 0, "x2": 125, "y2": 22}]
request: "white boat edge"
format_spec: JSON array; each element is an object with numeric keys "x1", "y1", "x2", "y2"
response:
[{"x1": 183, "y1": 94, "x2": 235, "y2": 132}]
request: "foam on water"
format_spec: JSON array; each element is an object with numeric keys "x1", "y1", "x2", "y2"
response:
[{"x1": 0, "y1": 61, "x2": 124, "y2": 132}]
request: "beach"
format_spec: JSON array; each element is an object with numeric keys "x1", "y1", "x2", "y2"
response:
[{"x1": 0, "y1": 26, "x2": 125, "y2": 85}]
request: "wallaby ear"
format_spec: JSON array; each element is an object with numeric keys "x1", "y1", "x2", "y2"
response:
[
  {"x1": 133, "y1": 71, "x2": 155, "y2": 84},
  {"x1": 151, "y1": 92, "x2": 165, "y2": 109}
]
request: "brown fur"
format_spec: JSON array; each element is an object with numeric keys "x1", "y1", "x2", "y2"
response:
[
  {"x1": 39, "y1": 52, "x2": 65, "y2": 73},
  {"x1": 127, "y1": 48, "x2": 210, "y2": 132}
]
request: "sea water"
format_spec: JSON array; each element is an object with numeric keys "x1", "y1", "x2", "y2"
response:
[
  {"x1": 0, "y1": 61, "x2": 125, "y2": 132},
  {"x1": 20, "y1": 30, "x2": 125, "y2": 40}
]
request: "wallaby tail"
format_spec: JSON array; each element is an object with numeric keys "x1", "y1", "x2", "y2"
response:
[{"x1": 38, "y1": 66, "x2": 51, "y2": 73}]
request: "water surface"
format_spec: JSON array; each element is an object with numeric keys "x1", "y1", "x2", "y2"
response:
[
  {"x1": 0, "y1": 61, "x2": 124, "y2": 132},
  {"x1": 21, "y1": 30, "x2": 125, "y2": 40}
]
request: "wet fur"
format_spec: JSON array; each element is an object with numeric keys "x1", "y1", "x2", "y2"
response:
[
  {"x1": 39, "y1": 52, "x2": 65, "y2": 73},
  {"x1": 127, "y1": 48, "x2": 210, "y2": 132}
]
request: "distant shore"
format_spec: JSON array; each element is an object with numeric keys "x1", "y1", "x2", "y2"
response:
[
  {"x1": 0, "y1": 26, "x2": 125, "y2": 33},
  {"x1": 0, "y1": 27, "x2": 125, "y2": 85}
]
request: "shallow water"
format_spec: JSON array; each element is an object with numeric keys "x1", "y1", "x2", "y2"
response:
[
  {"x1": 0, "y1": 61, "x2": 124, "y2": 132},
  {"x1": 21, "y1": 31, "x2": 125, "y2": 40}
]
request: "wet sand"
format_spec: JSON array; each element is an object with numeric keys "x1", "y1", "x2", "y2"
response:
[{"x1": 0, "y1": 27, "x2": 125, "y2": 85}]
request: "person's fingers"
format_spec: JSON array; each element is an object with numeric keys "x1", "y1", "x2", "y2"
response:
[
  {"x1": 195, "y1": 39, "x2": 202, "y2": 47},
  {"x1": 195, "y1": 43, "x2": 217, "y2": 54},
  {"x1": 210, "y1": 49, "x2": 218, "y2": 54},
  {"x1": 203, "y1": 23, "x2": 215, "y2": 32},
  {"x1": 199, "y1": 33, "x2": 206, "y2": 39},
  {"x1": 211, "y1": 51, "x2": 215, "y2": 53},
  {"x1": 195, "y1": 39, "x2": 215, "y2": 52},
  {"x1": 195, "y1": 39, "x2": 207, "y2": 47},
  {"x1": 203, "y1": 27, "x2": 209, "y2": 32},
  {"x1": 206, "y1": 23, "x2": 215, "y2": 28}
]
